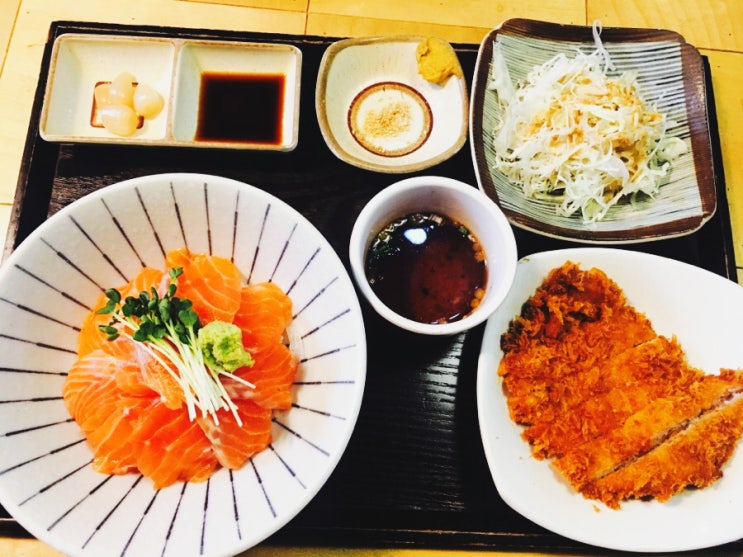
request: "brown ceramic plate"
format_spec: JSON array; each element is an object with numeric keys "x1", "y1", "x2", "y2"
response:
[{"x1": 469, "y1": 19, "x2": 717, "y2": 243}]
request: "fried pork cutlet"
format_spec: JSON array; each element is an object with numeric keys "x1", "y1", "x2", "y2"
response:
[
  {"x1": 498, "y1": 261, "x2": 743, "y2": 509},
  {"x1": 523, "y1": 336, "x2": 701, "y2": 459}
]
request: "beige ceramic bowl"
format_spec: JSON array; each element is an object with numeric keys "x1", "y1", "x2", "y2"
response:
[
  {"x1": 316, "y1": 36, "x2": 468, "y2": 173},
  {"x1": 349, "y1": 176, "x2": 517, "y2": 335}
]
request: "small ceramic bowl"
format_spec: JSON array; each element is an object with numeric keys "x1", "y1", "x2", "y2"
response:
[
  {"x1": 349, "y1": 176, "x2": 517, "y2": 335},
  {"x1": 171, "y1": 40, "x2": 301, "y2": 150},
  {"x1": 40, "y1": 34, "x2": 175, "y2": 144},
  {"x1": 39, "y1": 34, "x2": 301, "y2": 150},
  {"x1": 316, "y1": 36, "x2": 468, "y2": 173}
]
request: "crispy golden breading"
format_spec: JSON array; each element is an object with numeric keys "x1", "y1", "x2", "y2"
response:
[
  {"x1": 522, "y1": 336, "x2": 701, "y2": 459},
  {"x1": 499, "y1": 261, "x2": 743, "y2": 509},
  {"x1": 499, "y1": 263, "x2": 656, "y2": 428},
  {"x1": 552, "y1": 370, "x2": 743, "y2": 489},
  {"x1": 584, "y1": 393, "x2": 743, "y2": 509}
]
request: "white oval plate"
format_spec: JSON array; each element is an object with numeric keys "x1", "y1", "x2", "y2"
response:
[
  {"x1": 477, "y1": 247, "x2": 743, "y2": 552},
  {"x1": 0, "y1": 173, "x2": 366, "y2": 557}
]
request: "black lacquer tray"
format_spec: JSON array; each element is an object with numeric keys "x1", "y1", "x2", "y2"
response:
[{"x1": 1, "y1": 20, "x2": 739, "y2": 554}]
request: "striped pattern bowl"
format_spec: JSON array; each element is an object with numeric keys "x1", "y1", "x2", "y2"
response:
[
  {"x1": 0, "y1": 173, "x2": 366, "y2": 557},
  {"x1": 469, "y1": 19, "x2": 717, "y2": 243}
]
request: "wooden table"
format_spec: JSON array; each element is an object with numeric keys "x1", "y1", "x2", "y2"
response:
[{"x1": 0, "y1": 1, "x2": 742, "y2": 556}]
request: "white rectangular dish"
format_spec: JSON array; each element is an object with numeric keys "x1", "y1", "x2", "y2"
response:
[{"x1": 40, "y1": 34, "x2": 302, "y2": 150}]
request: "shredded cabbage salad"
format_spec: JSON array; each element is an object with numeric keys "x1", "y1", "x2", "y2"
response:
[{"x1": 488, "y1": 22, "x2": 687, "y2": 222}]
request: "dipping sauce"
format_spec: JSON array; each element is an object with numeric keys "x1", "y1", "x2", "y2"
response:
[
  {"x1": 195, "y1": 72, "x2": 285, "y2": 144},
  {"x1": 365, "y1": 212, "x2": 487, "y2": 324}
]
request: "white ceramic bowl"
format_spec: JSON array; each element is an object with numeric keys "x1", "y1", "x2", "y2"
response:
[
  {"x1": 0, "y1": 173, "x2": 366, "y2": 557},
  {"x1": 316, "y1": 36, "x2": 468, "y2": 173},
  {"x1": 349, "y1": 176, "x2": 517, "y2": 335}
]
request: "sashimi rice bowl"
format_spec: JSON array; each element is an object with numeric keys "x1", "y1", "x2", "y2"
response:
[{"x1": 0, "y1": 173, "x2": 366, "y2": 557}]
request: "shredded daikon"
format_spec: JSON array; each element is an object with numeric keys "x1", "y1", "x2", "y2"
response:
[{"x1": 488, "y1": 22, "x2": 687, "y2": 222}]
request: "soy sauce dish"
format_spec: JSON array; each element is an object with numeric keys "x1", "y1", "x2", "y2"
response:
[{"x1": 349, "y1": 176, "x2": 517, "y2": 335}]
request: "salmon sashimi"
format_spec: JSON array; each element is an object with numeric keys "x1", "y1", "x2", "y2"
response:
[
  {"x1": 130, "y1": 343, "x2": 184, "y2": 410},
  {"x1": 85, "y1": 395, "x2": 157, "y2": 475},
  {"x1": 77, "y1": 267, "x2": 167, "y2": 357},
  {"x1": 77, "y1": 292, "x2": 111, "y2": 357},
  {"x1": 226, "y1": 341, "x2": 298, "y2": 410},
  {"x1": 233, "y1": 282, "x2": 293, "y2": 351},
  {"x1": 165, "y1": 247, "x2": 242, "y2": 324},
  {"x1": 63, "y1": 249, "x2": 298, "y2": 488},
  {"x1": 197, "y1": 399, "x2": 273, "y2": 469},
  {"x1": 64, "y1": 339, "x2": 147, "y2": 424},
  {"x1": 64, "y1": 342, "x2": 158, "y2": 474},
  {"x1": 233, "y1": 282, "x2": 292, "y2": 350},
  {"x1": 80, "y1": 332, "x2": 183, "y2": 410},
  {"x1": 129, "y1": 402, "x2": 219, "y2": 488}
]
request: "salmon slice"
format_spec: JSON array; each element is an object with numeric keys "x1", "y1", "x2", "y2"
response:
[
  {"x1": 227, "y1": 281, "x2": 297, "y2": 409},
  {"x1": 66, "y1": 345, "x2": 216, "y2": 486},
  {"x1": 64, "y1": 342, "x2": 143, "y2": 424},
  {"x1": 130, "y1": 402, "x2": 219, "y2": 489},
  {"x1": 105, "y1": 339, "x2": 157, "y2": 398},
  {"x1": 226, "y1": 341, "x2": 298, "y2": 410},
  {"x1": 233, "y1": 282, "x2": 293, "y2": 351},
  {"x1": 64, "y1": 343, "x2": 158, "y2": 474},
  {"x1": 77, "y1": 291, "x2": 111, "y2": 357},
  {"x1": 123, "y1": 267, "x2": 168, "y2": 297},
  {"x1": 165, "y1": 247, "x2": 242, "y2": 324},
  {"x1": 78, "y1": 267, "x2": 167, "y2": 357},
  {"x1": 88, "y1": 336, "x2": 183, "y2": 410},
  {"x1": 128, "y1": 341, "x2": 183, "y2": 410},
  {"x1": 87, "y1": 396, "x2": 157, "y2": 475},
  {"x1": 197, "y1": 399, "x2": 272, "y2": 469},
  {"x1": 583, "y1": 393, "x2": 743, "y2": 509}
]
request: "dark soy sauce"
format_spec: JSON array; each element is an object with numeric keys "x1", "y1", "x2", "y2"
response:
[
  {"x1": 195, "y1": 72, "x2": 285, "y2": 144},
  {"x1": 365, "y1": 212, "x2": 487, "y2": 324}
]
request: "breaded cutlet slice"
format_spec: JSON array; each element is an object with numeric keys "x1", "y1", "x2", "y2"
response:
[
  {"x1": 500, "y1": 310, "x2": 657, "y2": 425},
  {"x1": 499, "y1": 261, "x2": 651, "y2": 356},
  {"x1": 582, "y1": 388, "x2": 743, "y2": 509},
  {"x1": 523, "y1": 335, "x2": 700, "y2": 459},
  {"x1": 499, "y1": 263, "x2": 656, "y2": 425},
  {"x1": 499, "y1": 261, "x2": 743, "y2": 510},
  {"x1": 552, "y1": 369, "x2": 743, "y2": 489}
]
